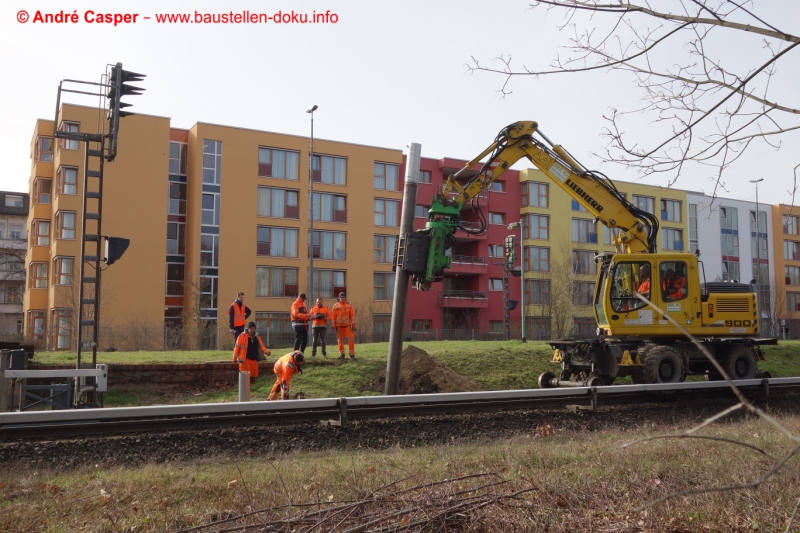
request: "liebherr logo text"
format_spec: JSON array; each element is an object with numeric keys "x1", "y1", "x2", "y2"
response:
[{"x1": 565, "y1": 179, "x2": 604, "y2": 213}]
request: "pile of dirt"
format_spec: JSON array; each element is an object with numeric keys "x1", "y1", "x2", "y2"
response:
[{"x1": 368, "y1": 345, "x2": 480, "y2": 394}]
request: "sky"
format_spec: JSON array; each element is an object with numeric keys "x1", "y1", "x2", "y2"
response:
[{"x1": 1, "y1": 0, "x2": 797, "y2": 206}]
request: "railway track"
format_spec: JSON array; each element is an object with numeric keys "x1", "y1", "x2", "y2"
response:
[{"x1": 3, "y1": 377, "x2": 799, "y2": 441}]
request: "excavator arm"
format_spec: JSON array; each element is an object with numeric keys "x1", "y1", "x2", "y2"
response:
[{"x1": 398, "y1": 121, "x2": 660, "y2": 291}]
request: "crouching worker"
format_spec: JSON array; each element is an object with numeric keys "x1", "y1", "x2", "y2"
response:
[
  {"x1": 268, "y1": 350, "x2": 305, "y2": 400},
  {"x1": 232, "y1": 322, "x2": 270, "y2": 385}
]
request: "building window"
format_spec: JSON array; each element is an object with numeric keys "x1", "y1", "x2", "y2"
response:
[
  {"x1": 258, "y1": 147, "x2": 300, "y2": 180},
  {"x1": 374, "y1": 162, "x2": 400, "y2": 191},
  {"x1": 169, "y1": 142, "x2": 188, "y2": 175},
  {"x1": 527, "y1": 317, "x2": 551, "y2": 340},
  {"x1": 488, "y1": 212, "x2": 505, "y2": 225},
  {"x1": 374, "y1": 199, "x2": 399, "y2": 227},
  {"x1": 255, "y1": 312, "x2": 293, "y2": 335},
  {"x1": 36, "y1": 137, "x2": 54, "y2": 162},
  {"x1": 202, "y1": 193, "x2": 220, "y2": 226},
  {"x1": 419, "y1": 170, "x2": 431, "y2": 184},
  {"x1": 312, "y1": 154, "x2": 347, "y2": 185},
  {"x1": 573, "y1": 250, "x2": 597, "y2": 275},
  {"x1": 203, "y1": 139, "x2": 222, "y2": 185},
  {"x1": 786, "y1": 266, "x2": 800, "y2": 286},
  {"x1": 522, "y1": 182, "x2": 548, "y2": 208},
  {"x1": 787, "y1": 292, "x2": 800, "y2": 312},
  {"x1": 32, "y1": 220, "x2": 50, "y2": 246},
  {"x1": 256, "y1": 267, "x2": 298, "y2": 297},
  {"x1": 257, "y1": 187, "x2": 300, "y2": 219},
  {"x1": 633, "y1": 195, "x2": 655, "y2": 214},
  {"x1": 34, "y1": 178, "x2": 52, "y2": 204},
  {"x1": 374, "y1": 235, "x2": 397, "y2": 263},
  {"x1": 27, "y1": 310, "x2": 46, "y2": 344},
  {"x1": 489, "y1": 321, "x2": 504, "y2": 334},
  {"x1": 411, "y1": 319, "x2": 432, "y2": 330},
  {"x1": 573, "y1": 281, "x2": 595, "y2": 306},
  {"x1": 525, "y1": 246, "x2": 550, "y2": 272},
  {"x1": 489, "y1": 181, "x2": 505, "y2": 192},
  {"x1": 525, "y1": 214, "x2": 549, "y2": 240},
  {"x1": 661, "y1": 199, "x2": 682, "y2": 222},
  {"x1": 312, "y1": 269, "x2": 346, "y2": 298},
  {"x1": 200, "y1": 234, "x2": 219, "y2": 267},
  {"x1": 9, "y1": 224, "x2": 22, "y2": 240},
  {"x1": 784, "y1": 215, "x2": 799, "y2": 236},
  {"x1": 571, "y1": 199, "x2": 588, "y2": 213},
  {"x1": 722, "y1": 259, "x2": 740, "y2": 282},
  {"x1": 166, "y1": 223, "x2": 186, "y2": 255},
  {"x1": 604, "y1": 226, "x2": 622, "y2": 246},
  {"x1": 489, "y1": 278, "x2": 503, "y2": 291},
  {"x1": 662, "y1": 228, "x2": 684, "y2": 251},
  {"x1": 784, "y1": 240, "x2": 800, "y2": 261},
  {"x1": 312, "y1": 231, "x2": 346, "y2": 260},
  {"x1": 574, "y1": 318, "x2": 596, "y2": 338},
  {"x1": 0, "y1": 253, "x2": 23, "y2": 272},
  {"x1": 56, "y1": 211, "x2": 76, "y2": 240},
  {"x1": 415, "y1": 205, "x2": 429, "y2": 218},
  {"x1": 51, "y1": 309, "x2": 72, "y2": 350},
  {"x1": 374, "y1": 272, "x2": 395, "y2": 300},
  {"x1": 54, "y1": 257, "x2": 74, "y2": 285},
  {"x1": 488, "y1": 244, "x2": 503, "y2": 258},
  {"x1": 689, "y1": 203, "x2": 698, "y2": 253},
  {"x1": 572, "y1": 218, "x2": 597, "y2": 243},
  {"x1": 169, "y1": 183, "x2": 187, "y2": 215},
  {"x1": 374, "y1": 314, "x2": 392, "y2": 335},
  {"x1": 59, "y1": 166, "x2": 78, "y2": 195},
  {"x1": 165, "y1": 264, "x2": 185, "y2": 296},
  {"x1": 258, "y1": 226, "x2": 299, "y2": 258},
  {"x1": 312, "y1": 192, "x2": 347, "y2": 222},
  {"x1": 525, "y1": 279, "x2": 550, "y2": 305},
  {"x1": 60, "y1": 122, "x2": 79, "y2": 150},
  {"x1": 5, "y1": 195, "x2": 23, "y2": 208},
  {"x1": 29, "y1": 262, "x2": 48, "y2": 288}
]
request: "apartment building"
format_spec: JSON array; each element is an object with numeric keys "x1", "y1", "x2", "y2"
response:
[
  {"x1": 773, "y1": 204, "x2": 800, "y2": 338},
  {"x1": 0, "y1": 192, "x2": 28, "y2": 336}
]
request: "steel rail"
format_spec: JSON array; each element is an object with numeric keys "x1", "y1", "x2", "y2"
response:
[{"x1": 2, "y1": 378, "x2": 799, "y2": 440}]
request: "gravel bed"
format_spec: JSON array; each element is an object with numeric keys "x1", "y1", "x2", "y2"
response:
[{"x1": 2, "y1": 391, "x2": 797, "y2": 470}]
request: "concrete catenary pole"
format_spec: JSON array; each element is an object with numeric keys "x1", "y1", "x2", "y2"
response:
[{"x1": 385, "y1": 143, "x2": 421, "y2": 395}]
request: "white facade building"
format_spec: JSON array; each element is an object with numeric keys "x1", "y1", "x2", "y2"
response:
[{"x1": 0, "y1": 191, "x2": 28, "y2": 336}]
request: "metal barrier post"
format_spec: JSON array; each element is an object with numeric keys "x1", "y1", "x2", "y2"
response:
[
  {"x1": 0, "y1": 349, "x2": 9, "y2": 412},
  {"x1": 238, "y1": 371, "x2": 250, "y2": 402}
]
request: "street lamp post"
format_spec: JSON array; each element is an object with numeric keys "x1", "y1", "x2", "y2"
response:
[
  {"x1": 508, "y1": 221, "x2": 526, "y2": 342},
  {"x1": 307, "y1": 105, "x2": 318, "y2": 303},
  {"x1": 750, "y1": 178, "x2": 765, "y2": 326}
]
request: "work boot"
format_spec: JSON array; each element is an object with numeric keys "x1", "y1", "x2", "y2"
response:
[
  {"x1": 322, "y1": 352, "x2": 327, "y2": 359},
  {"x1": 311, "y1": 351, "x2": 316, "y2": 357},
  {"x1": 350, "y1": 354, "x2": 356, "y2": 360},
  {"x1": 339, "y1": 353, "x2": 345, "y2": 360},
  {"x1": 268, "y1": 393, "x2": 278, "y2": 401}
]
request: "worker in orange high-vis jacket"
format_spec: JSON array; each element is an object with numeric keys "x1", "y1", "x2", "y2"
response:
[
  {"x1": 331, "y1": 292, "x2": 356, "y2": 359},
  {"x1": 268, "y1": 350, "x2": 305, "y2": 400},
  {"x1": 309, "y1": 297, "x2": 332, "y2": 358},
  {"x1": 290, "y1": 292, "x2": 310, "y2": 353},
  {"x1": 228, "y1": 292, "x2": 252, "y2": 343},
  {"x1": 232, "y1": 322, "x2": 269, "y2": 385}
]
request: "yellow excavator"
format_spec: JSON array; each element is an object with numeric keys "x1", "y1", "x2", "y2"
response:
[{"x1": 397, "y1": 121, "x2": 774, "y2": 386}]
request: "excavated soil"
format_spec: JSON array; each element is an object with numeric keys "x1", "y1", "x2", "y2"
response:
[{"x1": 367, "y1": 345, "x2": 480, "y2": 394}]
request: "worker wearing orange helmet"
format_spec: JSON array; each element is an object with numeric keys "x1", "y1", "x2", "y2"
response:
[
  {"x1": 232, "y1": 322, "x2": 269, "y2": 385},
  {"x1": 331, "y1": 292, "x2": 356, "y2": 359},
  {"x1": 268, "y1": 350, "x2": 305, "y2": 400}
]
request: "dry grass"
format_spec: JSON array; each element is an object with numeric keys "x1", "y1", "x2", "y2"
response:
[{"x1": 3, "y1": 413, "x2": 800, "y2": 532}]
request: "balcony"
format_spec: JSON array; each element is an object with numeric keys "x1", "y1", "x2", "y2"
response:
[
  {"x1": 439, "y1": 290, "x2": 489, "y2": 308},
  {"x1": 454, "y1": 221, "x2": 487, "y2": 241},
  {"x1": 447, "y1": 255, "x2": 488, "y2": 275}
]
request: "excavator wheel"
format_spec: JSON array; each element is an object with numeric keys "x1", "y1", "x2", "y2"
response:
[
  {"x1": 631, "y1": 345, "x2": 656, "y2": 384},
  {"x1": 641, "y1": 345, "x2": 685, "y2": 384},
  {"x1": 724, "y1": 346, "x2": 757, "y2": 380}
]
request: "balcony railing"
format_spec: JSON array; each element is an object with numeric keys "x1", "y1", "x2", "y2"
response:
[
  {"x1": 458, "y1": 221, "x2": 483, "y2": 232},
  {"x1": 439, "y1": 290, "x2": 488, "y2": 302},
  {"x1": 450, "y1": 255, "x2": 487, "y2": 266}
]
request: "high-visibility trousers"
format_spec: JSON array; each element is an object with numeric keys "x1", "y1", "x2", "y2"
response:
[{"x1": 336, "y1": 326, "x2": 355, "y2": 355}]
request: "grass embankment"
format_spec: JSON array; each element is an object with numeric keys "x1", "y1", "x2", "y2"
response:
[
  {"x1": 30, "y1": 340, "x2": 800, "y2": 406},
  {"x1": 3, "y1": 415, "x2": 800, "y2": 532}
]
